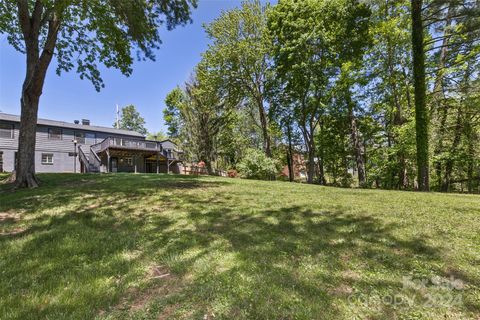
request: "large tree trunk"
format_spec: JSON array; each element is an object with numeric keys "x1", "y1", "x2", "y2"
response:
[
  {"x1": 200, "y1": 117, "x2": 215, "y2": 175},
  {"x1": 257, "y1": 96, "x2": 272, "y2": 158},
  {"x1": 466, "y1": 135, "x2": 475, "y2": 193},
  {"x1": 302, "y1": 128, "x2": 315, "y2": 184},
  {"x1": 15, "y1": 87, "x2": 41, "y2": 188},
  {"x1": 346, "y1": 91, "x2": 366, "y2": 187},
  {"x1": 286, "y1": 124, "x2": 294, "y2": 182},
  {"x1": 307, "y1": 147, "x2": 315, "y2": 184},
  {"x1": 14, "y1": 4, "x2": 60, "y2": 188},
  {"x1": 399, "y1": 154, "x2": 409, "y2": 189},
  {"x1": 432, "y1": 4, "x2": 454, "y2": 190},
  {"x1": 411, "y1": 0, "x2": 430, "y2": 191},
  {"x1": 318, "y1": 156, "x2": 325, "y2": 185},
  {"x1": 464, "y1": 116, "x2": 476, "y2": 193},
  {"x1": 442, "y1": 106, "x2": 462, "y2": 192},
  {"x1": 385, "y1": 1, "x2": 407, "y2": 189},
  {"x1": 396, "y1": 72, "x2": 410, "y2": 190}
]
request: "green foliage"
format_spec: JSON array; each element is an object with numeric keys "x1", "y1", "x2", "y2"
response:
[
  {"x1": 146, "y1": 131, "x2": 167, "y2": 141},
  {"x1": 116, "y1": 105, "x2": 147, "y2": 135},
  {"x1": 163, "y1": 1, "x2": 277, "y2": 170},
  {"x1": 159, "y1": 0, "x2": 480, "y2": 191},
  {"x1": 0, "y1": 0, "x2": 197, "y2": 91},
  {"x1": 163, "y1": 62, "x2": 234, "y2": 172},
  {"x1": 203, "y1": 0, "x2": 273, "y2": 156},
  {"x1": 163, "y1": 87, "x2": 185, "y2": 139},
  {"x1": 237, "y1": 148, "x2": 278, "y2": 180},
  {"x1": 1, "y1": 0, "x2": 197, "y2": 187},
  {"x1": 268, "y1": 0, "x2": 371, "y2": 184}
]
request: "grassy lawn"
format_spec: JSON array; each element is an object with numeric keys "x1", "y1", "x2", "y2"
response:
[{"x1": 0, "y1": 173, "x2": 479, "y2": 319}]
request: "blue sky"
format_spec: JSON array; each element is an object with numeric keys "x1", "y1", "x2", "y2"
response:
[{"x1": 0, "y1": 0, "x2": 272, "y2": 134}]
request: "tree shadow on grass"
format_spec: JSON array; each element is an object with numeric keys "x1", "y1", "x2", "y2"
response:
[
  {"x1": 164, "y1": 207, "x2": 444, "y2": 318},
  {"x1": 131, "y1": 192, "x2": 461, "y2": 319},
  {"x1": 0, "y1": 174, "x2": 228, "y2": 319},
  {"x1": 0, "y1": 174, "x2": 476, "y2": 319}
]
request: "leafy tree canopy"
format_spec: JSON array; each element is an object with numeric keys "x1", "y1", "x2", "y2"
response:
[
  {"x1": 146, "y1": 131, "x2": 167, "y2": 141},
  {"x1": 0, "y1": 0, "x2": 197, "y2": 91},
  {"x1": 116, "y1": 104, "x2": 147, "y2": 135}
]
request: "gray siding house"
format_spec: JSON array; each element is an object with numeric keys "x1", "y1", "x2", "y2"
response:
[{"x1": 0, "y1": 113, "x2": 182, "y2": 174}]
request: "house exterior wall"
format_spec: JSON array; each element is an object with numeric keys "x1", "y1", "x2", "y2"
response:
[
  {"x1": 109, "y1": 155, "x2": 145, "y2": 173},
  {"x1": 280, "y1": 153, "x2": 307, "y2": 181},
  {"x1": 0, "y1": 117, "x2": 145, "y2": 173}
]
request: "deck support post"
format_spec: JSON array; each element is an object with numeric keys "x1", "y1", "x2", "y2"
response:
[
  {"x1": 134, "y1": 155, "x2": 137, "y2": 174},
  {"x1": 156, "y1": 152, "x2": 159, "y2": 174},
  {"x1": 106, "y1": 149, "x2": 110, "y2": 173}
]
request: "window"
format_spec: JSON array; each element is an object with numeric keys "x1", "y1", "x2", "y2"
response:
[
  {"x1": 74, "y1": 132, "x2": 96, "y2": 144},
  {"x1": 85, "y1": 132, "x2": 96, "y2": 144},
  {"x1": 0, "y1": 122, "x2": 14, "y2": 139},
  {"x1": 125, "y1": 157, "x2": 133, "y2": 166},
  {"x1": 74, "y1": 132, "x2": 85, "y2": 144},
  {"x1": 146, "y1": 142, "x2": 157, "y2": 149},
  {"x1": 41, "y1": 153, "x2": 53, "y2": 165},
  {"x1": 0, "y1": 151, "x2": 3, "y2": 172},
  {"x1": 48, "y1": 128, "x2": 62, "y2": 140}
]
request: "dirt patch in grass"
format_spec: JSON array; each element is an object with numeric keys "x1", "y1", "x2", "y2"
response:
[
  {"x1": 157, "y1": 303, "x2": 180, "y2": 320},
  {"x1": 128, "y1": 280, "x2": 181, "y2": 313},
  {"x1": 0, "y1": 212, "x2": 20, "y2": 223},
  {"x1": 0, "y1": 227, "x2": 27, "y2": 237},
  {"x1": 109, "y1": 265, "x2": 183, "y2": 317},
  {"x1": 0, "y1": 212, "x2": 26, "y2": 237},
  {"x1": 328, "y1": 284, "x2": 354, "y2": 296},
  {"x1": 148, "y1": 265, "x2": 171, "y2": 280},
  {"x1": 342, "y1": 270, "x2": 361, "y2": 281}
]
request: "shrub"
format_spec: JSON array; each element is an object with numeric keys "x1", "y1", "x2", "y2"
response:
[
  {"x1": 227, "y1": 169, "x2": 238, "y2": 178},
  {"x1": 237, "y1": 148, "x2": 279, "y2": 180}
]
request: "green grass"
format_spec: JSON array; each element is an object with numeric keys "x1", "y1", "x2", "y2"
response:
[{"x1": 0, "y1": 173, "x2": 479, "y2": 319}]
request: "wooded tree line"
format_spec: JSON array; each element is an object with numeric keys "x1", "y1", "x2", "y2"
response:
[{"x1": 164, "y1": 0, "x2": 480, "y2": 192}]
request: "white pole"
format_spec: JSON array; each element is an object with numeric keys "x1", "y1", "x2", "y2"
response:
[{"x1": 116, "y1": 104, "x2": 120, "y2": 129}]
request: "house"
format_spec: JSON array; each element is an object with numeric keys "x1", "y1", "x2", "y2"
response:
[
  {"x1": 0, "y1": 113, "x2": 183, "y2": 174},
  {"x1": 280, "y1": 153, "x2": 307, "y2": 181}
]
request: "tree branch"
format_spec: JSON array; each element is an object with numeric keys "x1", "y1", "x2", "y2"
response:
[
  {"x1": 31, "y1": 0, "x2": 44, "y2": 37},
  {"x1": 17, "y1": 0, "x2": 31, "y2": 37},
  {"x1": 38, "y1": 13, "x2": 61, "y2": 69}
]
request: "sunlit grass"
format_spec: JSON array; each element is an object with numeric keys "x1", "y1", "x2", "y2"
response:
[{"x1": 0, "y1": 173, "x2": 479, "y2": 319}]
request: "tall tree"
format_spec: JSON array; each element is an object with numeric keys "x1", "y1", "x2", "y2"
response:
[
  {"x1": 203, "y1": 0, "x2": 273, "y2": 157},
  {"x1": 411, "y1": 0, "x2": 430, "y2": 190},
  {"x1": 163, "y1": 87, "x2": 184, "y2": 139},
  {"x1": 0, "y1": 0, "x2": 196, "y2": 188},
  {"x1": 268, "y1": 78, "x2": 299, "y2": 182},
  {"x1": 116, "y1": 105, "x2": 147, "y2": 135},
  {"x1": 361, "y1": 0, "x2": 415, "y2": 190},
  {"x1": 164, "y1": 62, "x2": 234, "y2": 174},
  {"x1": 424, "y1": 0, "x2": 480, "y2": 191},
  {"x1": 146, "y1": 131, "x2": 167, "y2": 141},
  {"x1": 268, "y1": 0, "x2": 370, "y2": 184}
]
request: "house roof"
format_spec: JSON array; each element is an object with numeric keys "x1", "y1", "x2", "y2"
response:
[
  {"x1": 0, "y1": 112, "x2": 144, "y2": 138},
  {"x1": 158, "y1": 139, "x2": 183, "y2": 152},
  {"x1": 158, "y1": 138, "x2": 177, "y2": 145}
]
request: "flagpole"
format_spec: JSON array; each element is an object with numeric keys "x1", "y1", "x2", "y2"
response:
[{"x1": 116, "y1": 104, "x2": 120, "y2": 129}]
